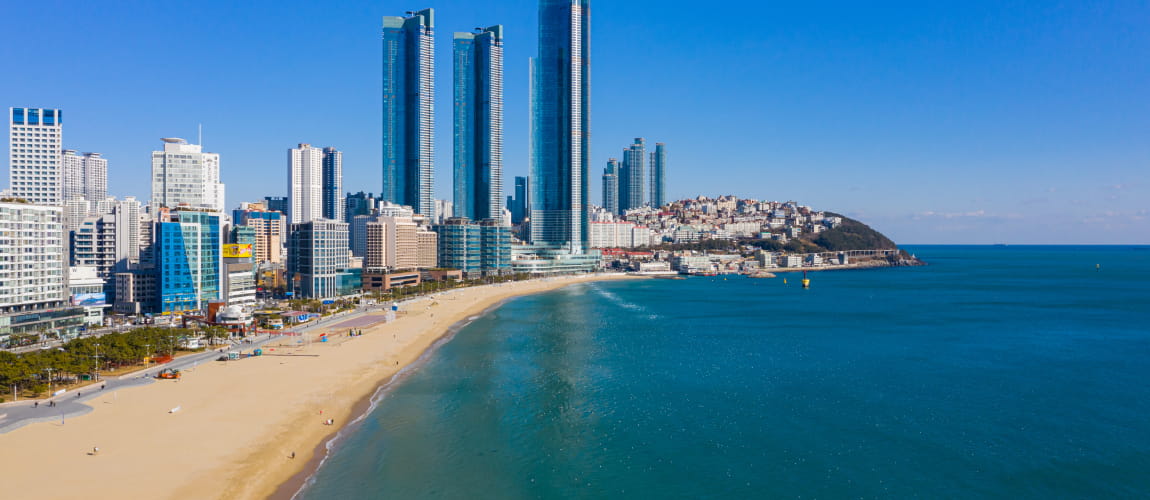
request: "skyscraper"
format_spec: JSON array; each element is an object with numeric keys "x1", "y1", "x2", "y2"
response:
[
  {"x1": 150, "y1": 138, "x2": 225, "y2": 211},
  {"x1": 322, "y1": 147, "x2": 343, "y2": 222},
  {"x1": 288, "y1": 144, "x2": 323, "y2": 224},
  {"x1": 509, "y1": 176, "x2": 529, "y2": 224},
  {"x1": 649, "y1": 142, "x2": 667, "y2": 209},
  {"x1": 62, "y1": 150, "x2": 107, "y2": 206},
  {"x1": 531, "y1": 0, "x2": 591, "y2": 251},
  {"x1": 453, "y1": 25, "x2": 504, "y2": 222},
  {"x1": 619, "y1": 138, "x2": 646, "y2": 212},
  {"x1": 9, "y1": 107, "x2": 64, "y2": 206},
  {"x1": 602, "y1": 158, "x2": 619, "y2": 215},
  {"x1": 382, "y1": 8, "x2": 435, "y2": 216}
]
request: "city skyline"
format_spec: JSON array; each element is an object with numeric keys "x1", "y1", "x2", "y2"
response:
[{"x1": 1, "y1": 1, "x2": 1146, "y2": 244}]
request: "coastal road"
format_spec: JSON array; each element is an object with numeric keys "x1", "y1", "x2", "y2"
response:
[{"x1": 0, "y1": 304, "x2": 400, "y2": 435}]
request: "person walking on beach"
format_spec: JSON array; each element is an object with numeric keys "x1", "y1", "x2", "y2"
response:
[
  {"x1": 290, "y1": 451, "x2": 296, "y2": 459},
  {"x1": 33, "y1": 401, "x2": 38, "y2": 408}
]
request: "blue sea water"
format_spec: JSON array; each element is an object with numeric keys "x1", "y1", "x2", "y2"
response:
[{"x1": 299, "y1": 246, "x2": 1150, "y2": 499}]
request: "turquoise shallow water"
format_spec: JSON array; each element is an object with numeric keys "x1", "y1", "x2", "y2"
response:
[{"x1": 300, "y1": 246, "x2": 1150, "y2": 498}]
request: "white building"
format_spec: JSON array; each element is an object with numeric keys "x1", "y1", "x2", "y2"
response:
[
  {"x1": 8, "y1": 108, "x2": 64, "y2": 206},
  {"x1": 62, "y1": 150, "x2": 107, "y2": 206},
  {"x1": 0, "y1": 202, "x2": 83, "y2": 341},
  {"x1": 589, "y1": 221, "x2": 651, "y2": 249},
  {"x1": 288, "y1": 144, "x2": 324, "y2": 224},
  {"x1": 782, "y1": 255, "x2": 804, "y2": 268},
  {"x1": 150, "y1": 138, "x2": 225, "y2": 211}
]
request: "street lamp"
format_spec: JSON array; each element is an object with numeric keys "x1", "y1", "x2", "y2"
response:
[
  {"x1": 92, "y1": 343, "x2": 101, "y2": 381},
  {"x1": 43, "y1": 367, "x2": 54, "y2": 394}
]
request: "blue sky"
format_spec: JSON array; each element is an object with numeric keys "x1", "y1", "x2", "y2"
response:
[{"x1": 2, "y1": 0, "x2": 1147, "y2": 244}]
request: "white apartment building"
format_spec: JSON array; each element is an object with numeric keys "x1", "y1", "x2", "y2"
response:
[
  {"x1": 288, "y1": 144, "x2": 324, "y2": 224},
  {"x1": 62, "y1": 150, "x2": 107, "y2": 206},
  {"x1": 150, "y1": 138, "x2": 225, "y2": 211},
  {"x1": 590, "y1": 221, "x2": 652, "y2": 249},
  {"x1": 0, "y1": 202, "x2": 84, "y2": 340},
  {"x1": 8, "y1": 108, "x2": 64, "y2": 206}
]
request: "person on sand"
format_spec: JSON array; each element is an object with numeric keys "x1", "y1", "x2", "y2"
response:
[
  {"x1": 290, "y1": 451, "x2": 296, "y2": 459},
  {"x1": 92, "y1": 446, "x2": 99, "y2": 455}
]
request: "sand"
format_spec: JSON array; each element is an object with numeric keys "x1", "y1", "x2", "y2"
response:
[{"x1": 0, "y1": 274, "x2": 638, "y2": 500}]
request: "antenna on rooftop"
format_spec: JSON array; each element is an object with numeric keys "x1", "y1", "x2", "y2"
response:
[{"x1": 198, "y1": 123, "x2": 203, "y2": 146}]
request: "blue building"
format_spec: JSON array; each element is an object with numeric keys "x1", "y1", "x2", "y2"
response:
[
  {"x1": 433, "y1": 218, "x2": 511, "y2": 277},
  {"x1": 453, "y1": 25, "x2": 504, "y2": 222},
  {"x1": 530, "y1": 0, "x2": 591, "y2": 251},
  {"x1": 263, "y1": 196, "x2": 288, "y2": 215},
  {"x1": 619, "y1": 138, "x2": 646, "y2": 212},
  {"x1": 156, "y1": 210, "x2": 221, "y2": 314},
  {"x1": 509, "y1": 176, "x2": 528, "y2": 225},
  {"x1": 381, "y1": 8, "x2": 435, "y2": 216},
  {"x1": 602, "y1": 159, "x2": 619, "y2": 215},
  {"x1": 322, "y1": 147, "x2": 344, "y2": 222},
  {"x1": 649, "y1": 142, "x2": 667, "y2": 209}
]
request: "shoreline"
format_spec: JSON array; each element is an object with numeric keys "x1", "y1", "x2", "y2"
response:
[
  {"x1": 269, "y1": 296, "x2": 513, "y2": 500},
  {"x1": 0, "y1": 274, "x2": 642, "y2": 500}
]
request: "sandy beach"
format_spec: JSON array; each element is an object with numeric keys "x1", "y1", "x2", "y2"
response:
[{"x1": 0, "y1": 274, "x2": 637, "y2": 500}]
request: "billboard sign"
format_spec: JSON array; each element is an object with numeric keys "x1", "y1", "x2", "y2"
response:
[
  {"x1": 72, "y1": 293, "x2": 107, "y2": 307},
  {"x1": 222, "y1": 244, "x2": 254, "y2": 259}
]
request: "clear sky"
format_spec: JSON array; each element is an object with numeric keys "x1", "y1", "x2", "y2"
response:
[{"x1": 2, "y1": 0, "x2": 1147, "y2": 244}]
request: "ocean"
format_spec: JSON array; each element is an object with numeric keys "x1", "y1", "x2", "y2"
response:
[{"x1": 298, "y1": 246, "x2": 1150, "y2": 498}]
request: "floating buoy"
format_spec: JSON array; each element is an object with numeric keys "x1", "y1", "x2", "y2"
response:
[{"x1": 802, "y1": 271, "x2": 811, "y2": 289}]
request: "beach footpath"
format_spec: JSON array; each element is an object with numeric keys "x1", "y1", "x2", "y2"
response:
[{"x1": 0, "y1": 274, "x2": 638, "y2": 500}]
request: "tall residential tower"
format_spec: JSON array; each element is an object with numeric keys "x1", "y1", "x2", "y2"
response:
[
  {"x1": 602, "y1": 159, "x2": 619, "y2": 215},
  {"x1": 322, "y1": 147, "x2": 344, "y2": 222},
  {"x1": 150, "y1": 138, "x2": 224, "y2": 211},
  {"x1": 9, "y1": 107, "x2": 63, "y2": 205},
  {"x1": 453, "y1": 25, "x2": 504, "y2": 222},
  {"x1": 619, "y1": 138, "x2": 646, "y2": 212},
  {"x1": 530, "y1": 0, "x2": 591, "y2": 251},
  {"x1": 288, "y1": 144, "x2": 323, "y2": 224},
  {"x1": 649, "y1": 142, "x2": 666, "y2": 209},
  {"x1": 381, "y1": 8, "x2": 435, "y2": 216}
]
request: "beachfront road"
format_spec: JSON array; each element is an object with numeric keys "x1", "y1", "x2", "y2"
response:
[{"x1": 0, "y1": 304, "x2": 395, "y2": 435}]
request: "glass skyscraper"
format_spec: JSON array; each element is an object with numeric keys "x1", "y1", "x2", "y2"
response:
[
  {"x1": 602, "y1": 158, "x2": 619, "y2": 215},
  {"x1": 649, "y1": 142, "x2": 667, "y2": 209},
  {"x1": 322, "y1": 147, "x2": 343, "y2": 222},
  {"x1": 619, "y1": 138, "x2": 646, "y2": 212},
  {"x1": 531, "y1": 0, "x2": 591, "y2": 251},
  {"x1": 453, "y1": 26, "x2": 504, "y2": 223},
  {"x1": 382, "y1": 8, "x2": 435, "y2": 216}
]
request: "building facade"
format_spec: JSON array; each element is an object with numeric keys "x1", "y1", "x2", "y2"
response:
[
  {"x1": 0, "y1": 202, "x2": 82, "y2": 342},
  {"x1": 433, "y1": 218, "x2": 511, "y2": 277},
  {"x1": 233, "y1": 208, "x2": 284, "y2": 264},
  {"x1": 287, "y1": 220, "x2": 350, "y2": 299},
  {"x1": 344, "y1": 191, "x2": 376, "y2": 224},
  {"x1": 509, "y1": 176, "x2": 528, "y2": 225},
  {"x1": 155, "y1": 209, "x2": 222, "y2": 313},
  {"x1": 453, "y1": 25, "x2": 504, "y2": 222},
  {"x1": 288, "y1": 144, "x2": 324, "y2": 224},
  {"x1": 619, "y1": 138, "x2": 646, "y2": 212},
  {"x1": 8, "y1": 107, "x2": 64, "y2": 206},
  {"x1": 150, "y1": 138, "x2": 225, "y2": 211},
  {"x1": 382, "y1": 8, "x2": 435, "y2": 216},
  {"x1": 62, "y1": 150, "x2": 107, "y2": 206},
  {"x1": 322, "y1": 147, "x2": 344, "y2": 222},
  {"x1": 602, "y1": 159, "x2": 619, "y2": 215},
  {"x1": 649, "y1": 142, "x2": 666, "y2": 209},
  {"x1": 530, "y1": 0, "x2": 591, "y2": 251}
]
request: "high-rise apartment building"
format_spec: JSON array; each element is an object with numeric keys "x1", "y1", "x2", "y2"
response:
[
  {"x1": 288, "y1": 144, "x2": 324, "y2": 224},
  {"x1": 233, "y1": 206, "x2": 284, "y2": 264},
  {"x1": 602, "y1": 159, "x2": 619, "y2": 215},
  {"x1": 150, "y1": 138, "x2": 225, "y2": 211},
  {"x1": 287, "y1": 220, "x2": 350, "y2": 299},
  {"x1": 619, "y1": 138, "x2": 646, "y2": 212},
  {"x1": 382, "y1": 8, "x2": 435, "y2": 216},
  {"x1": 322, "y1": 147, "x2": 344, "y2": 222},
  {"x1": 364, "y1": 214, "x2": 437, "y2": 271},
  {"x1": 264, "y1": 196, "x2": 289, "y2": 215},
  {"x1": 649, "y1": 142, "x2": 667, "y2": 209},
  {"x1": 344, "y1": 191, "x2": 377, "y2": 224},
  {"x1": 453, "y1": 25, "x2": 504, "y2": 222},
  {"x1": 0, "y1": 202, "x2": 84, "y2": 341},
  {"x1": 531, "y1": 0, "x2": 591, "y2": 251},
  {"x1": 8, "y1": 107, "x2": 64, "y2": 206},
  {"x1": 62, "y1": 150, "x2": 107, "y2": 206}
]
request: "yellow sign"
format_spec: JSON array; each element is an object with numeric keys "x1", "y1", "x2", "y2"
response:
[{"x1": 223, "y1": 244, "x2": 254, "y2": 258}]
